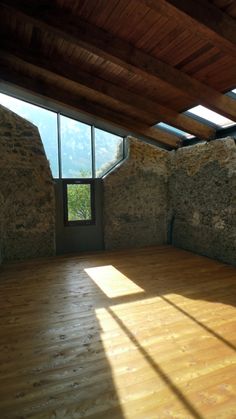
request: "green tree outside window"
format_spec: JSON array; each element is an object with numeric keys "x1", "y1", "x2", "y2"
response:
[{"x1": 67, "y1": 183, "x2": 92, "y2": 222}]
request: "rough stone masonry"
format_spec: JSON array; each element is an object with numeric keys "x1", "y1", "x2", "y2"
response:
[
  {"x1": 1, "y1": 103, "x2": 235, "y2": 266},
  {"x1": 0, "y1": 105, "x2": 55, "y2": 263},
  {"x1": 103, "y1": 136, "x2": 236, "y2": 266},
  {"x1": 170, "y1": 138, "x2": 236, "y2": 265},
  {"x1": 103, "y1": 137, "x2": 170, "y2": 249}
]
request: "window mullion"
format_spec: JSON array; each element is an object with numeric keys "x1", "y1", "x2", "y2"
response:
[
  {"x1": 57, "y1": 113, "x2": 62, "y2": 179},
  {"x1": 91, "y1": 125, "x2": 96, "y2": 179}
]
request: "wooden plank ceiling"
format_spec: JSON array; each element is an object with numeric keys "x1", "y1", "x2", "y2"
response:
[{"x1": 0, "y1": 0, "x2": 235, "y2": 149}]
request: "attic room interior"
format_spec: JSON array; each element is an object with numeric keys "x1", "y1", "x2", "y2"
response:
[{"x1": 0, "y1": 0, "x2": 236, "y2": 417}]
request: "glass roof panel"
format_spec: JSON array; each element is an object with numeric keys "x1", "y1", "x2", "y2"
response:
[
  {"x1": 157, "y1": 123, "x2": 194, "y2": 139},
  {"x1": 187, "y1": 105, "x2": 235, "y2": 128}
]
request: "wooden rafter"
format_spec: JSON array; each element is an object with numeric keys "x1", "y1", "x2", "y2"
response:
[
  {"x1": 137, "y1": 0, "x2": 236, "y2": 58},
  {"x1": 0, "y1": 64, "x2": 181, "y2": 149},
  {"x1": 0, "y1": 41, "x2": 216, "y2": 140},
  {"x1": 0, "y1": 0, "x2": 236, "y2": 122}
]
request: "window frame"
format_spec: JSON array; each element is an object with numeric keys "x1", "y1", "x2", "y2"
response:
[{"x1": 63, "y1": 178, "x2": 95, "y2": 226}]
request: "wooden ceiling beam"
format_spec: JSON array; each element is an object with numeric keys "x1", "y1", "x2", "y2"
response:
[
  {"x1": 0, "y1": 64, "x2": 181, "y2": 149},
  {"x1": 0, "y1": 1, "x2": 236, "y2": 122},
  {"x1": 0, "y1": 52, "x2": 157, "y2": 128},
  {"x1": 0, "y1": 41, "x2": 215, "y2": 140},
  {"x1": 137, "y1": 0, "x2": 236, "y2": 58}
]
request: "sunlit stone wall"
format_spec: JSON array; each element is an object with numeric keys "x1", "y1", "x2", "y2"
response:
[
  {"x1": 103, "y1": 137, "x2": 170, "y2": 249},
  {"x1": 104, "y1": 135, "x2": 236, "y2": 266},
  {"x1": 0, "y1": 105, "x2": 55, "y2": 262}
]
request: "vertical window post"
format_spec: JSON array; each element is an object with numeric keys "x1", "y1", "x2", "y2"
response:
[
  {"x1": 91, "y1": 125, "x2": 96, "y2": 179},
  {"x1": 57, "y1": 113, "x2": 62, "y2": 179}
]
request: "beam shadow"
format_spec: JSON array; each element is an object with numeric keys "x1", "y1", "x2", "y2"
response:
[
  {"x1": 107, "y1": 257, "x2": 236, "y2": 353},
  {"x1": 106, "y1": 290, "x2": 236, "y2": 352},
  {"x1": 107, "y1": 307, "x2": 203, "y2": 419},
  {"x1": 86, "y1": 261, "x2": 236, "y2": 354},
  {"x1": 160, "y1": 295, "x2": 236, "y2": 352}
]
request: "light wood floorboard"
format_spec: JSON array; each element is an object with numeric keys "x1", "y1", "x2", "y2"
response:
[{"x1": 0, "y1": 246, "x2": 236, "y2": 418}]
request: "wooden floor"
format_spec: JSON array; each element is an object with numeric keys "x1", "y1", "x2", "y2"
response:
[{"x1": 0, "y1": 246, "x2": 236, "y2": 419}]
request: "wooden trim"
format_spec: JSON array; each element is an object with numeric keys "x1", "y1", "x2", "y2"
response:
[
  {"x1": 0, "y1": 42, "x2": 215, "y2": 140},
  {"x1": 1, "y1": 1, "x2": 236, "y2": 121}
]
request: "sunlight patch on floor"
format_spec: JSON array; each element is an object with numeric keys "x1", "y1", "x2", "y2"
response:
[
  {"x1": 94, "y1": 306, "x2": 201, "y2": 419},
  {"x1": 95, "y1": 297, "x2": 236, "y2": 419},
  {"x1": 84, "y1": 265, "x2": 144, "y2": 298}
]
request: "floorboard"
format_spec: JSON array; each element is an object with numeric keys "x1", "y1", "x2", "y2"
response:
[{"x1": 0, "y1": 246, "x2": 236, "y2": 418}]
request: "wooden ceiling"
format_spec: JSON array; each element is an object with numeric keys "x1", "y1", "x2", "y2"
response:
[{"x1": 0, "y1": 0, "x2": 236, "y2": 149}]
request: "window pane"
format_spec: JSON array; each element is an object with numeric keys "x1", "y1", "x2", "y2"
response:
[
  {"x1": 95, "y1": 128, "x2": 123, "y2": 177},
  {"x1": 0, "y1": 93, "x2": 59, "y2": 178},
  {"x1": 67, "y1": 184, "x2": 91, "y2": 221},
  {"x1": 61, "y1": 115, "x2": 92, "y2": 178}
]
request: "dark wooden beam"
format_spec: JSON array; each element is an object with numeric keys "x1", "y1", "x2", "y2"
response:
[
  {"x1": 0, "y1": 53, "x2": 156, "y2": 128},
  {"x1": 1, "y1": 0, "x2": 236, "y2": 122},
  {"x1": 138, "y1": 0, "x2": 236, "y2": 58},
  {"x1": 0, "y1": 40, "x2": 215, "y2": 140},
  {"x1": 0, "y1": 64, "x2": 181, "y2": 149}
]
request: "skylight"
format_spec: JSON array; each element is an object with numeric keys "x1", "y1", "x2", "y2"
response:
[
  {"x1": 187, "y1": 105, "x2": 235, "y2": 128},
  {"x1": 157, "y1": 122, "x2": 194, "y2": 139}
]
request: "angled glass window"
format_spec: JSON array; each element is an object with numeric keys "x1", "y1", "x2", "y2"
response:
[
  {"x1": 0, "y1": 93, "x2": 59, "y2": 177},
  {"x1": 157, "y1": 122, "x2": 194, "y2": 139},
  {"x1": 186, "y1": 105, "x2": 235, "y2": 128},
  {"x1": 94, "y1": 128, "x2": 124, "y2": 177},
  {"x1": 0, "y1": 92, "x2": 125, "y2": 180},
  {"x1": 60, "y1": 115, "x2": 92, "y2": 178}
]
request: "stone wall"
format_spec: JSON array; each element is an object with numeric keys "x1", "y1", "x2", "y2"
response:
[
  {"x1": 0, "y1": 105, "x2": 55, "y2": 262},
  {"x1": 1, "y1": 104, "x2": 235, "y2": 267},
  {"x1": 0, "y1": 191, "x2": 4, "y2": 264},
  {"x1": 103, "y1": 137, "x2": 170, "y2": 249},
  {"x1": 170, "y1": 138, "x2": 236, "y2": 265},
  {"x1": 103, "y1": 136, "x2": 236, "y2": 265}
]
